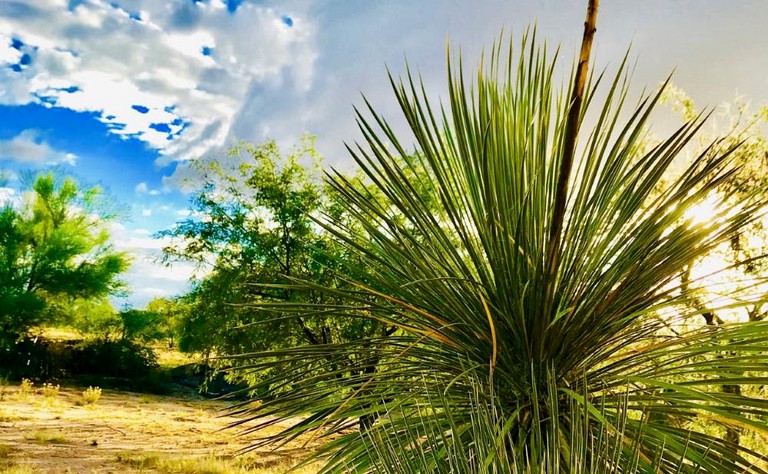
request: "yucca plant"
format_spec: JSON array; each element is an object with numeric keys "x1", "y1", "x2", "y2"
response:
[
  {"x1": 356, "y1": 371, "x2": 655, "y2": 473},
  {"x1": 226, "y1": 12, "x2": 768, "y2": 474}
]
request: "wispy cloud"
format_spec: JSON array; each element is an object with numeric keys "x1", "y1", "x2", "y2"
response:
[
  {"x1": 0, "y1": 129, "x2": 77, "y2": 165},
  {"x1": 117, "y1": 254, "x2": 197, "y2": 307},
  {"x1": 111, "y1": 228, "x2": 201, "y2": 307}
]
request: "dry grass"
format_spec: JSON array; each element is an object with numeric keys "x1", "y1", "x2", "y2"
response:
[
  {"x1": 24, "y1": 431, "x2": 69, "y2": 445},
  {"x1": 35, "y1": 326, "x2": 83, "y2": 340},
  {"x1": 0, "y1": 383, "x2": 323, "y2": 473},
  {"x1": 114, "y1": 452, "x2": 322, "y2": 474},
  {"x1": 0, "y1": 466, "x2": 36, "y2": 474},
  {"x1": 0, "y1": 409, "x2": 20, "y2": 424},
  {"x1": 153, "y1": 343, "x2": 196, "y2": 369},
  {"x1": 1, "y1": 443, "x2": 19, "y2": 472}
]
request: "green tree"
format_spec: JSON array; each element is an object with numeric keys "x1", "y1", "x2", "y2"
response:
[
  {"x1": 0, "y1": 172, "x2": 129, "y2": 343},
  {"x1": 233, "y1": 29, "x2": 768, "y2": 474},
  {"x1": 661, "y1": 86, "x2": 768, "y2": 452},
  {"x1": 161, "y1": 138, "x2": 392, "y2": 394},
  {"x1": 144, "y1": 297, "x2": 185, "y2": 348},
  {"x1": 59, "y1": 297, "x2": 122, "y2": 340},
  {"x1": 118, "y1": 307, "x2": 164, "y2": 342}
]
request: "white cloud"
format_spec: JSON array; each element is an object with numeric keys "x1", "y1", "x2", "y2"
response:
[
  {"x1": 0, "y1": 0, "x2": 317, "y2": 162},
  {"x1": 0, "y1": 32, "x2": 21, "y2": 64},
  {"x1": 111, "y1": 231, "x2": 200, "y2": 307},
  {"x1": 114, "y1": 232, "x2": 188, "y2": 261},
  {"x1": 0, "y1": 187, "x2": 16, "y2": 206},
  {"x1": 115, "y1": 236, "x2": 166, "y2": 251},
  {"x1": 0, "y1": 129, "x2": 77, "y2": 165},
  {"x1": 136, "y1": 287, "x2": 173, "y2": 297},
  {"x1": 108, "y1": 221, "x2": 126, "y2": 233},
  {"x1": 141, "y1": 261, "x2": 197, "y2": 283},
  {"x1": 118, "y1": 254, "x2": 194, "y2": 308},
  {"x1": 135, "y1": 181, "x2": 161, "y2": 195},
  {"x1": 141, "y1": 208, "x2": 152, "y2": 216},
  {"x1": 118, "y1": 252, "x2": 202, "y2": 308}
]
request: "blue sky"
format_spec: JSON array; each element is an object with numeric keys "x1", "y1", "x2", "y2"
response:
[{"x1": 0, "y1": 0, "x2": 766, "y2": 307}]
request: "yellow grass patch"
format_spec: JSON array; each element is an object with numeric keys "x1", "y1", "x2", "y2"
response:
[{"x1": 0, "y1": 384, "x2": 322, "y2": 473}]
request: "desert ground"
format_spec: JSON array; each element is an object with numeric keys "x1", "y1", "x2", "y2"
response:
[{"x1": 0, "y1": 383, "x2": 321, "y2": 474}]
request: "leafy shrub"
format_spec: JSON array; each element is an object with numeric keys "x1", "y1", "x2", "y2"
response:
[
  {"x1": 0, "y1": 338, "x2": 75, "y2": 380},
  {"x1": 70, "y1": 339, "x2": 157, "y2": 379},
  {"x1": 118, "y1": 309, "x2": 165, "y2": 342},
  {"x1": 354, "y1": 373, "x2": 657, "y2": 473},
  {"x1": 169, "y1": 363, "x2": 247, "y2": 398},
  {"x1": 19, "y1": 378, "x2": 33, "y2": 394},
  {"x1": 0, "y1": 336, "x2": 159, "y2": 382},
  {"x1": 81, "y1": 386, "x2": 102, "y2": 405},
  {"x1": 40, "y1": 382, "x2": 59, "y2": 399}
]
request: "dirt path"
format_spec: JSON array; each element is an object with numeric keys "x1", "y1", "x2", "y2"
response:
[{"x1": 0, "y1": 384, "x2": 320, "y2": 473}]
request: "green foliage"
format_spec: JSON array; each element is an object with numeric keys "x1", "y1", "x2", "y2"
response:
[
  {"x1": 118, "y1": 308, "x2": 165, "y2": 342},
  {"x1": 71, "y1": 338, "x2": 157, "y2": 378},
  {"x1": 0, "y1": 171, "x2": 129, "y2": 343},
  {"x1": 162, "y1": 138, "x2": 390, "y2": 388},
  {"x1": 354, "y1": 372, "x2": 658, "y2": 473},
  {"x1": 658, "y1": 86, "x2": 768, "y2": 451},
  {"x1": 666, "y1": 88, "x2": 768, "y2": 287},
  {"x1": 67, "y1": 298, "x2": 178, "y2": 344},
  {"x1": 233, "y1": 34, "x2": 768, "y2": 472},
  {"x1": 0, "y1": 335, "x2": 159, "y2": 385},
  {"x1": 145, "y1": 297, "x2": 185, "y2": 347},
  {"x1": 63, "y1": 298, "x2": 122, "y2": 339}
]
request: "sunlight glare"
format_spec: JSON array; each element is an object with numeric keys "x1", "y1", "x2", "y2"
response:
[{"x1": 684, "y1": 193, "x2": 721, "y2": 226}]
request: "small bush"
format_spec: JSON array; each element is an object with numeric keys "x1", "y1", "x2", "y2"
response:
[
  {"x1": 81, "y1": 386, "x2": 102, "y2": 405},
  {"x1": 19, "y1": 378, "x2": 33, "y2": 394},
  {"x1": 0, "y1": 336, "x2": 169, "y2": 394},
  {"x1": 41, "y1": 382, "x2": 59, "y2": 399}
]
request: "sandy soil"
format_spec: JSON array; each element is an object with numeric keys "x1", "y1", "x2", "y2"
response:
[{"x1": 0, "y1": 384, "x2": 318, "y2": 473}]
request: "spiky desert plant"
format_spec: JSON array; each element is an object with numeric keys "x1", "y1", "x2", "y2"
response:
[
  {"x1": 352, "y1": 369, "x2": 659, "y2": 474},
  {"x1": 227, "y1": 24, "x2": 768, "y2": 474}
]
